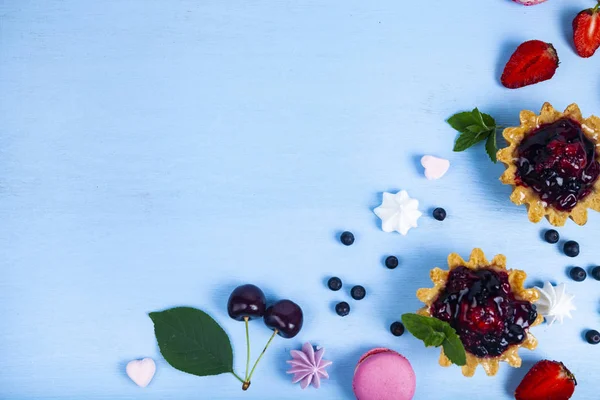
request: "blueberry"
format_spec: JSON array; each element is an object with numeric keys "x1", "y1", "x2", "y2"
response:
[
  {"x1": 350, "y1": 285, "x2": 366, "y2": 300},
  {"x1": 327, "y1": 277, "x2": 342, "y2": 291},
  {"x1": 557, "y1": 194, "x2": 578, "y2": 211},
  {"x1": 540, "y1": 169, "x2": 559, "y2": 191},
  {"x1": 564, "y1": 241, "x2": 580, "y2": 257},
  {"x1": 385, "y1": 256, "x2": 399, "y2": 269},
  {"x1": 433, "y1": 208, "x2": 447, "y2": 221},
  {"x1": 544, "y1": 229, "x2": 559, "y2": 244},
  {"x1": 481, "y1": 334, "x2": 505, "y2": 357},
  {"x1": 390, "y1": 321, "x2": 405, "y2": 337},
  {"x1": 591, "y1": 266, "x2": 600, "y2": 281},
  {"x1": 565, "y1": 180, "x2": 581, "y2": 194},
  {"x1": 585, "y1": 329, "x2": 600, "y2": 345},
  {"x1": 517, "y1": 159, "x2": 531, "y2": 179},
  {"x1": 472, "y1": 345, "x2": 489, "y2": 358},
  {"x1": 527, "y1": 304, "x2": 538, "y2": 325},
  {"x1": 569, "y1": 266, "x2": 587, "y2": 282},
  {"x1": 506, "y1": 323, "x2": 524, "y2": 344},
  {"x1": 340, "y1": 231, "x2": 355, "y2": 246},
  {"x1": 335, "y1": 301, "x2": 350, "y2": 316}
]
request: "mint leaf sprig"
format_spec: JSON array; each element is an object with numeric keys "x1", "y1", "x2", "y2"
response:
[
  {"x1": 447, "y1": 108, "x2": 500, "y2": 163},
  {"x1": 401, "y1": 313, "x2": 467, "y2": 366}
]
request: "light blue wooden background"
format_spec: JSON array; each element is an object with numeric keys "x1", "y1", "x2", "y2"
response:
[{"x1": 1, "y1": 1, "x2": 599, "y2": 399}]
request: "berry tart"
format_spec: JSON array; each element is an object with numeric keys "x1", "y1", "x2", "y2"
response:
[
  {"x1": 498, "y1": 103, "x2": 600, "y2": 226},
  {"x1": 416, "y1": 248, "x2": 543, "y2": 377}
]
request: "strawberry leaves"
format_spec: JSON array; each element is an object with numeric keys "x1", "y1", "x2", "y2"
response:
[
  {"x1": 401, "y1": 313, "x2": 467, "y2": 366},
  {"x1": 448, "y1": 108, "x2": 499, "y2": 163}
]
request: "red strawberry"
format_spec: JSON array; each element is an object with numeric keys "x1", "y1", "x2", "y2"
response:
[
  {"x1": 573, "y1": 2, "x2": 600, "y2": 58},
  {"x1": 515, "y1": 360, "x2": 577, "y2": 400},
  {"x1": 500, "y1": 40, "x2": 559, "y2": 89}
]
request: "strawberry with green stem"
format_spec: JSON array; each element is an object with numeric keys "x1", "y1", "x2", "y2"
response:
[{"x1": 573, "y1": 1, "x2": 600, "y2": 58}]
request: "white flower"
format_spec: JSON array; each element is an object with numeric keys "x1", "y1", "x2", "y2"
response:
[
  {"x1": 535, "y1": 282, "x2": 576, "y2": 326},
  {"x1": 374, "y1": 190, "x2": 422, "y2": 236}
]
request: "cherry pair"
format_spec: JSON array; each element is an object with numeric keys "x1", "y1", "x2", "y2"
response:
[{"x1": 227, "y1": 284, "x2": 303, "y2": 390}]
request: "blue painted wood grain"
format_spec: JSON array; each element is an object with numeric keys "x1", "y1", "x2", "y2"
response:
[{"x1": 1, "y1": 1, "x2": 599, "y2": 399}]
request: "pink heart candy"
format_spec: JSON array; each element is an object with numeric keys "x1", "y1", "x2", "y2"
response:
[
  {"x1": 421, "y1": 155, "x2": 450, "y2": 180},
  {"x1": 512, "y1": 0, "x2": 548, "y2": 5},
  {"x1": 126, "y1": 358, "x2": 156, "y2": 388}
]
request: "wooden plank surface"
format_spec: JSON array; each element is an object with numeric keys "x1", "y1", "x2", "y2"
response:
[{"x1": 0, "y1": 1, "x2": 599, "y2": 399}]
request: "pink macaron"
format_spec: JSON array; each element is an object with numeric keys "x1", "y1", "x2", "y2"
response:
[{"x1": 352, "y1": 348, "x2": 416, "y2": 400}]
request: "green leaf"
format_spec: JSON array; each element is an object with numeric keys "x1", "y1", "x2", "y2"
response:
[
  {"x1": 149, "y1": 307, "x2": 234, "y2": 377},
  {"x1": 448, "y1": 108, "x2": 498, "y2": 163},
  {"x1": 401, "y1": 313, "x2": 467, "y2": 367},
  {"x1": 441, "y1": 327, "x2": 467, "y2": 366},
  {"x1": 401, "y1": 313, "x2": 439, "y2": 342},
  {"x1": 447, "y1": 112, "x2": 477, "y2": 133},
  {"x1": 453, "y1": 131, "x2": 488, "y2": 152},
  {"x1": 401, "y1": 313, "x2": 448, "y2": 347},
  {"x1": 471, "y1": 108, "x2": 488, "y2": 130},
  {"x1": 485, "y1": 130, "x2": 498, "y2": 163},
  {"x1": 424, "y1": 331, "x2": 446, "y2": 347},
  {"x1": 466, "y1": 124, "x2": 486, "y2": 134},
  {"x1": 481, "y1": 112, "x2": 496, "y2": 129}
]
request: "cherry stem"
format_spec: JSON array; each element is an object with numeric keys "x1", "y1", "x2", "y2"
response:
[
  {"x1": 244, "y1": 317, "x2": 250, "y2": 381},
  {"x1": 245, "y1": 330, "x2": 278, "y2": 385},
  {"x1": 231, "y1": 371, "x2": 245, "y2": 384}
]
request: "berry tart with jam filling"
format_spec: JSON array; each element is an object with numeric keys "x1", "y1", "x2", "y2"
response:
[
  {"x1": 498, "y1": 103, "x2": 600, "y2": 226},
  {"x1": 416, "y1": 249, "x2": 543, "y2": 377}
]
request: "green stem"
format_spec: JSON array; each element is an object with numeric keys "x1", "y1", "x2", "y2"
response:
[
  {"x1": 246, "y1": 330, "x2": 278, "y2": 383},
  {"x1": 244, "y1": 317, "x2": 250, "y2": 381},
  {"x1": 231, "y1": 371, "x2": 244, "y2": 384}
]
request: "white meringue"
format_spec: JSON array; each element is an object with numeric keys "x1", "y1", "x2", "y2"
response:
[
  {"x1": 535, "y1": 282, "x2": 576, "y2": 326},
  {"x1": 374, "y1": 190, "x2": 422, "y2": 236}
]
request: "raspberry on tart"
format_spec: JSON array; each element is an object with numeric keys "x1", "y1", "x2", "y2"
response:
[
  {"x1": 416, "y1": 249, "x2": 543, "y2": 377},
  {"x1": 498, "y1": 103, "x2": 600, "y2": 226}
]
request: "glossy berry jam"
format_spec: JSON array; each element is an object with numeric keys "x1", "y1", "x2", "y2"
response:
[
  {"x1": 515, "y1": 118, "x2": 599, "y2": 211},
  {"x1": 430, "y1": 266, "x2": 537, "y2": 358}
]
